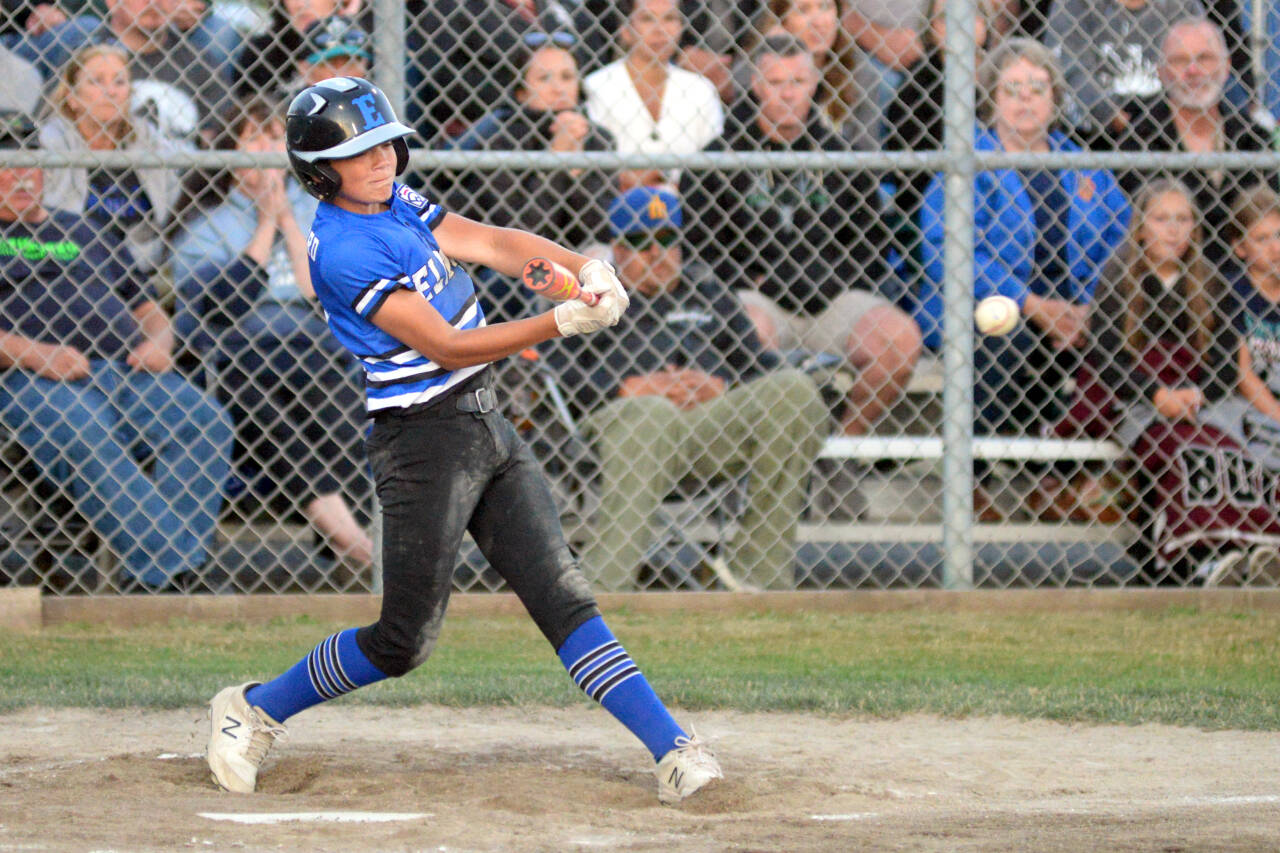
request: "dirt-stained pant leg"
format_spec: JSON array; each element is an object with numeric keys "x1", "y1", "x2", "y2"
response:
[
  {"x1": 356, "y1": 399, "x2": 494, "y2": 677},
  {"x1": 467, "y1": 411, "x2": 600, "y2": 651},
  {"x1": 356, "y1": 376, "x2": 600, "y2": 675}
]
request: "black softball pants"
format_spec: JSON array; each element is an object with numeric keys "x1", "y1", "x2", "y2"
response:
[{"x1": 356, "y1": 369, "x2": 600, "y2": 676}]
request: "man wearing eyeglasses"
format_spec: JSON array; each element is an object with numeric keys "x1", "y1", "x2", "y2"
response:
[
  {"x1": 0, "y1": 110, "x2": 232, "y2": 592},
  {"x1": 548, "y1": 186, "x2": 828, "y2": 591}
]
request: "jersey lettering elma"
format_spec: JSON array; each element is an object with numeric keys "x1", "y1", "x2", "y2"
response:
[{"x1": 308, "y1": 182, "x2": 487, "y2": 414}]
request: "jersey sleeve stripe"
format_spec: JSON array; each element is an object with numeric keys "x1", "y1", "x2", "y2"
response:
[
  {"x1": 352, "y1": 275, "x2": 410, "y2": 317},
  {"x1": 421, "y1": 205, "x2": 445, "y2": 229}
]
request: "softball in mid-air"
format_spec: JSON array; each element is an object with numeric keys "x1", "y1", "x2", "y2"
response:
[{"x1": 974, "y1": 295, "x2": 1020, "y2": 336}]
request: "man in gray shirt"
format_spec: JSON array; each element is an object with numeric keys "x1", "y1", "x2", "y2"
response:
[{"x1": 1046, "y1": 0, "x2": 1203, "y2": 135}]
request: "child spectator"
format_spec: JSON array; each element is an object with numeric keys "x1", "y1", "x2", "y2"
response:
[
  {"x1": 1220, "y1": 185, "x2": 1280, "y2": 585},
  {"x1": 234, "y1": 0, "x2": 360, "y2": 101},
  {"x1": 171, "y1": 98, "x2": 374, "y2": 571},
  {"x1": 1060, "y1": 179, "x2": 1249, "y2": 578},
  {"x1": 296, "y1": 13, "x2": 370, "y2": 86}
]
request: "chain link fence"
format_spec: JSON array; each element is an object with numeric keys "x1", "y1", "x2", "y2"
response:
[{"x1": 2, "y1": 0, "x2": 1280, "y2": 595}]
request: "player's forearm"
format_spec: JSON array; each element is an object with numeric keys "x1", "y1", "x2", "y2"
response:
[
  {"x1": 446, "y1": 218, "x2": 588, "y2": 279},
  {"x1": 376, "y1": 295, "x2": 563, "y2": 368}
]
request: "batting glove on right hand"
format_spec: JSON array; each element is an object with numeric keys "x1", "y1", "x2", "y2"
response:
[
  {"x1": 553, "y1": 287, "x2": 627, "y2": 337},
  {"x1": 578, "y1": 259, "x2": 629, "y2": 312}
]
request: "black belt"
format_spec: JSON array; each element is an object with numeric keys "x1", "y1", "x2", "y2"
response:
[{"x1": 455, "y1": 384, "x2": 497, "y2": 414}]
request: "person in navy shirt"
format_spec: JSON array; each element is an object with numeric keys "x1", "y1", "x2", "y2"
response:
[
  {"x1": 206, "y1": 78, "x2": 724, "y2": 806},
  {"x1": 0, "y1": 110, "x2": 232, "y2": 592}
]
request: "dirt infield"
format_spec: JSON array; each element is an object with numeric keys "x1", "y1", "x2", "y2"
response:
[{"x1": 1, "y1": 706, "x2": 1277, "y2": 851}]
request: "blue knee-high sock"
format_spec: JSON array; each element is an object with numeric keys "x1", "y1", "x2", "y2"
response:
[
  {"x1": 557, "y1": 616, "x2": 686, "y2": 761},
  {"x1": 245, "y1": 629, "x2": 387, "y2": 723}
]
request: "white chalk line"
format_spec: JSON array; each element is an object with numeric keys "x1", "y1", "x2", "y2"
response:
[{"x1": 199, "y1": 812, "x2": 432, "y2": 825}]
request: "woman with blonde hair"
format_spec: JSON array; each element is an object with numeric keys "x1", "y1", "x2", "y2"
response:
[
  {"x1": 38, "y1": 44, "x2": 190, "y2": 276},
  {"x1": 1060, "y1": 178, "x2": 1250, "y2": 582}
]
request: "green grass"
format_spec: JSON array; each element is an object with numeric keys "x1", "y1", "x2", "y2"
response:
[{"x1": 2, "y1": 607, "x2": 1279, "y2": 729}]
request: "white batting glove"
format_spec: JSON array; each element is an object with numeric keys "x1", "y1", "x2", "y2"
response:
[
  {"x1": 578, "y1": 259, "x2": 629, "y2": 312},
  {"x1": 554, "y1": 287, "x2": 626, "y2": 337}
]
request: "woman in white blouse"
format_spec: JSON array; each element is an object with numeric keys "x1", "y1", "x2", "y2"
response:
[{"x1": 583, "y1": 0, "x2": 724, "y2": 184}]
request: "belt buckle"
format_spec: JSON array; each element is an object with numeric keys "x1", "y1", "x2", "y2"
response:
[{"x1": 473, "y1": 386, "x2": 495, "y2": 414}]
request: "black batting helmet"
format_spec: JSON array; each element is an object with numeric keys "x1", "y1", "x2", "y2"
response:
[{"x1": 286, "y1": 77, "x2": 414, "y2": 200}]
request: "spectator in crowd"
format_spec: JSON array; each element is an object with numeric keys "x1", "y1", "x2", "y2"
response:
[
  {"x1": 884, "y1": 0, "x2": 994, "y2": 233},
  {"x1": 405, "y1": 0, "x2": 537, "y2": 143},
  {"x1": 1045, "y1": 0, "x2": 1203, "y2": 139},
  {"x1": 569, "y1": 0, "x2": 762, "y2": 91},
  {"x1": 672, "y1": 0, "x2": 763, "y2": 102},
  {"x1": 748, "y1": 0, "x2": 878, "y2": 149},
  {"x1": 16, "y1": 0, "x2": 238, "y2": 140},
  {"x1": 919, "y1": 38, "x2": 1129, "y2": 510},
  {"x1": 235, "y1": 0, "x2": 360, "y2": 102},
  {"x1": 551, "y1": 186, "x2": 827, "y2": 591},
  {"x1": 841, "y1": 0, "x2": 929, "y2": 139},
  {"x1": 170, "y1": 97, "x2": 373, "y2": 570},
  {"x1": 0, "y1": 42, "x2": 42, "y2": 112},
  {"x1": 161, "y1": 0, "x2": 242, "y2": 73},
  {"x1": 1056, "y1": 179, "x2": 1242, "y2": 565},
  {"x1": 38, "y1": 43, "x2": 190, "y2": 277},
  {"x1": 583, "y1": 0, "x2": 723, "y2": 186},
  {"x1": 295, "y1": 13, "x2": 370, "y2": 87},
  {"x1": 683, "y1": 33, "x2": 919, "y2": 442},
  {"x1": 1, "y1": 1, "x2": 75, "y2": 43},
  {"x1": 1223, "y1": 185, "x2": 1280, "y2": 583},
  {"x1": 446, "y1": 32, "x2": 615, "y2": 316},
  {"x1": 1106, "y1": 17, "x2": 1272, "y2": 268},
  {"x1": 0, "y1": 110, "x2": 232, "y2": 592}
]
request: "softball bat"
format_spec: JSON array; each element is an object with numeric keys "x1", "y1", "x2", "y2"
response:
[{"x1": 521, "y1": 257, "x2": 599, "y2": 305}]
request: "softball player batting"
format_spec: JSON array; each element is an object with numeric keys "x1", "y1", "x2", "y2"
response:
[{"x1": 206, "y1": 77, "x2": 722, "y2": 804}]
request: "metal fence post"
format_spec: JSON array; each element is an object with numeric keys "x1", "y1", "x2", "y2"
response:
[{"x1": 941, "y1": 0, "x2": 978, "y2": 590}]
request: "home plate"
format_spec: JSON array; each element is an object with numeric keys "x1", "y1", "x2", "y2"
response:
[{"x1": 199, "y1": 812, "x2": 431, "y2": 825}]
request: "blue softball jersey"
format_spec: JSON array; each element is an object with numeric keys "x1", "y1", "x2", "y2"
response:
[{"x1": 307, "y1": 182, "x2": 487, "y2": 414}]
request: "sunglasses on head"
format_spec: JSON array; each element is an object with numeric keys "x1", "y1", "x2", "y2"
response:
[
  {"x1": 523, "y1": 30, "x2": 577, "y2": 49},
  {"x1": 311, "y1": 22, "x2": 369, "y2": 50},
  {"x1": 620, "y1": 229, "x2": 678, "y2": 250}
]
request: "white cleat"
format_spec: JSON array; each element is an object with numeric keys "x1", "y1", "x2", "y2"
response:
[
  {"x1": 655, "y1": 731, "x2": 723, "y2": 805},
  {"x1": 207, "y1": 682, "x2": 286, "y2": 793}
]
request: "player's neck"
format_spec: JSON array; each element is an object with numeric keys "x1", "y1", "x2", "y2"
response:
[{"x1": 331, "y1": 195, "x2": 390, "y2": 215}]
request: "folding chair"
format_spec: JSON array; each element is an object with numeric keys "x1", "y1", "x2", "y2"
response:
[{"x1": 507, "y1": 350, "x2": 751, "y2": 591}]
